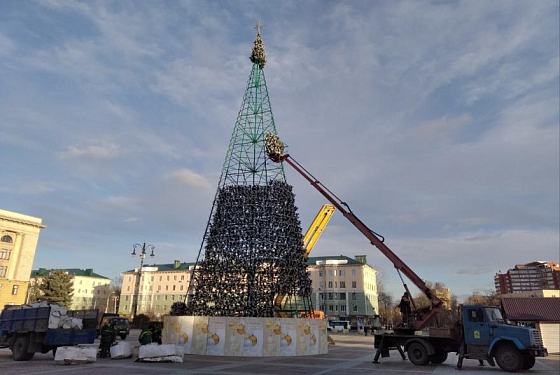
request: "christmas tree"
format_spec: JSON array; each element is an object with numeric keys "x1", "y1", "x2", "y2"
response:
[{"x1": 185, "y1": 24, "x2": 313, "y2": 317}]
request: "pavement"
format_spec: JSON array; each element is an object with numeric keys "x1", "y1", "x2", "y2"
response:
[{"x1": 1, "y1": 330, "x2": 558, "y2": 374}]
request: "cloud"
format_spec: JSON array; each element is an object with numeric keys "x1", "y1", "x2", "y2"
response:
[
  {"x1": 123, "y1": 217, "x2": 138, "y2": 223},
  {"x1": 59, "y1": 143, "x2": 121, "y2": 160},
  {"x1": 169, "y1": 169, "x2": 212, "y2": 190}
]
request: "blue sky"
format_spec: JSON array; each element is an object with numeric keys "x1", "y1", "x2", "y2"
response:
[{"x1": 1, "y1": 0, "x2": 558, "y2": 300}]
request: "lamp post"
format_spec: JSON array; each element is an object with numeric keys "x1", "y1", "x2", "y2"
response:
[
  {"x1": 131, "y1": 243, "x2": 155, "y2": 319},
  {"x1": 105, "y1": 291, "x2": 115, "y2": 313}
]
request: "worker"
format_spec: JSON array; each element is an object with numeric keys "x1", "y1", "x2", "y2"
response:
[
  {"x1": 99, "y1": 322, "x2": 116, "y2": 358},
  {"x1": 150, "y1": 324, "x2": 162, "y2": 345},
  {"x1": 398, "y1": 293, "x2": 412, "y2": 327},
  {"x1": 139, "y1": 324, "x2": 153, "y2": 345},
  {"x1": 364, "y1": 325, "x2": 369, "y2": 336}
]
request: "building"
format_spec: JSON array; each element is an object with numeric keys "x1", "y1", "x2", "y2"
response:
[
  {"x1": 501, "y1": 297, "x2": 560, "y2": 354},
  {"x1": 501, "y1": 290, "x2": 560, "y2": 299},
  {"x1": 307, "y1": 255, "x2": 378, "y2": 328},
  {"x1": 120, "y1": 260, "x2": 194, "y2": 318},
  {"x1": 494, "y1": 261, "x2": 560, "y2": 294},
  {"x1": 31, "y1": 268, "x2": 111, "y2": 310},
  {"x1": 0, "y1": 209, "x2": 45, "y2": 309}
]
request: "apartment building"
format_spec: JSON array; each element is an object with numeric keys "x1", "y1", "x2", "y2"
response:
[
  {"x1": 0, "y1": 209, "x2": 45, "y2": 308},
  {"x1": 307, "y1": 255, "x2": 378, "y2": 328},
  {"x1": 31, "y1": 268, "x2": 111, "y2": 310},
  {"x1": 119, "y1": 260, "x2": 195, "y2": 318},
  {"x1": 495, "y1": 261, "x2": 560, "y2": 294}
]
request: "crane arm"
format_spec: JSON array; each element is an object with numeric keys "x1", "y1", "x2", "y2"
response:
[{"x1": 265, "y1": 134, "x2": 442, "y2": 329}]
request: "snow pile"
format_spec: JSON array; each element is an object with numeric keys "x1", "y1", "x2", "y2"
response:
[
  {"x1": 54, "y1": 346, "x2": 97, "y2": 365},
  {"x1": 110, "y1": 341, "x2": 133, "y2": 359},
  {"x1": 138, "y1": 344, "x2": 184, "y2": 363}
]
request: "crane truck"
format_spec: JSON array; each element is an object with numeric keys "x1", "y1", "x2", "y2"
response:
[{"x1": 264, "y1": 133, "x2": 548, "y2": 372}]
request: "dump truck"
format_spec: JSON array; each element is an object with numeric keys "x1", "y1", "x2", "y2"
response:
[
  {"x1": 264, "y1": 133, "x2": 548, "y2": 372},
  {"x1": 0, "y1": 304, "x2": 98, "y2": 361}
]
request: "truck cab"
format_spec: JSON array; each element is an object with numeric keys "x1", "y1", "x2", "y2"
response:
[{"x1": 461, "y1": 305, "x2": 547, "y2": 371}]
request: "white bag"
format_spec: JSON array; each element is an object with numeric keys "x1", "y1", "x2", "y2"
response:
[
  {"x1": 138, "y1": 344, "x2": 184, "y2": 362},
  {"x1": 54, "y1": 346, "x2": 97, "y2": 365},
  {"x1": 110, "y1": 342, "x2": 133, "y2": 359}
]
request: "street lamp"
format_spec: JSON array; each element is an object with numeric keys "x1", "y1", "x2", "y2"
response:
[{"x1": 131, "y1": 243, "x2": 155, "y2": 319}]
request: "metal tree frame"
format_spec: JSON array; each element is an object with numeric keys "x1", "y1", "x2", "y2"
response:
[{"x1": 183, "y1": 27, "x2": 313, "y2": 318}]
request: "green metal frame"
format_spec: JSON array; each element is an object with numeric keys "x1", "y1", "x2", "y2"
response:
[{"x1": 219, "y1": 63, "x2": 285, "y2": 187}]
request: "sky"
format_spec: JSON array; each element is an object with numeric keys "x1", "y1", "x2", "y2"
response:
[{"x1": 1, "y1": 0, "x2": 558, "y2": 301}]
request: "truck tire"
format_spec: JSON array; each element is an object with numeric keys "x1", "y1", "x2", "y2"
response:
[
  {"x1": 430, "y1": 351, "x2": 448, "y2": 364},
  {"x1": 521, "y1": 353, "x2": 536, "y2": 370},
  {"x1": 12, "y1": 336, "x2": 32, "y2": 361},
  {"x1": 408, "y1": 342, "x2": 430, "y2": 366},
  {"x1": 495, "y1": 345, "x2": 523, "y2": 372}
]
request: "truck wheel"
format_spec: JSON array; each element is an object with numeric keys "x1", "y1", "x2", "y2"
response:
[
  {"x1": 408, "y1": 342, "x2": 430, "y2": 366},
  {"x1": 120, "y1": 334, "x2": 127, "y2": 340},
  {"x1": 12, "y1": 336, "x2": 31, "y2": 361},
  {"x1": 430, "y1": 351, "x2": 448, "y2": 364},
  {"x1": 521, "y1": 353, "x2": 536, "y2": 370},
  {"x1": 495, "y1": 345, "x2": 523, "y2": 372}
]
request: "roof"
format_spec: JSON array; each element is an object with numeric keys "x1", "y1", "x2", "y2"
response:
[
  {"x1": 307, "y1": 255, "x2": 364, "y2": 266},
  {"x1": 31, "y1": 268, "x2": 110, "y2": 280},
  {"x1": 123, "y1": 261, "x2": 197, "y2": 273},
  {"x1": 0, "y1": 209, "x2": 46, "y2": 228},
  {"x1": 501, "y1": 298, "x2": 560, "y2": 322}
]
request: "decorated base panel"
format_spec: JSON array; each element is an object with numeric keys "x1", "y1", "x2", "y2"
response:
[{"x1": 163, "y1": 316, "x2": 328, "y2": 357}]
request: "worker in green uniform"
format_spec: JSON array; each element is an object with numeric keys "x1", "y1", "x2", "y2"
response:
[
  {"x1": 99, "y1": 322, "x2": 116, "y2": 358},
  {"x1": 139, "y1": 325, "x2": 153, "y2": 345},
  {"x1": 150, "y1": 324, "x2": 162, "y2": 345}
]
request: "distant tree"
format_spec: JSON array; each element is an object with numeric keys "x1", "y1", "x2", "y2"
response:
[
  {"x1": 464, "y1": 290, "x2": 501, "y2": 306},
  {"x1": 27, "y1": 279, "x2": 43, "y2": 304},
  {"x1": 39, "y1": 270, "x2": 74, "y2": 307},
  {"x1": 375, "y1": 267, "x2": 396, "y2": 327}
]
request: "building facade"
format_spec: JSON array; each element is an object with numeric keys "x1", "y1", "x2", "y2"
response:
[
  {"x1": 0, "y1": 209, "x2": 45, "y2": 309},
  {"x1": 31, "y1": 268, "x2": 111, "y2": 310},
  {"x1": 307, "y1": 255, "x2": 378, "y2": 328},
  {"x1": 119, "y1": 260, "x2": 194, "y2": 318},
  {"x1": 495, "y1": 261, "x2": 560, "y2": 294}
]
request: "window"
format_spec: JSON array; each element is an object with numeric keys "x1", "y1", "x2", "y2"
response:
[
  {"x1": 335, "y1": 282, "x2": 337, "y2": 288},
  {"x1": 319, "y1": 282, "x2": 324, "y2": 289},
  {"x1": 127, "y1": 286, "x2": 130, "y2": 291},
  {"x1": 0, "y1": 249, "x2": 10, "y2": 260},
  {"x1": 353, "y1": 305, "x2": 358, "y2": 312},
  {"x1": 335, "y1": 305, "x2": 338, "y2": 311},
  {"x1": 319, "y1": 270, "x2": 323, "y2": 277},
  {"x1": 158, "y1": 286, "x2": 161, "y2": 291},
  {"x1": 328, "y1": 293, "x2": 333, "y2": 300},
  {"x1": 328, "y1": 270, "x2": 333, "y2": 276},
  {"x1": 328, "y1": 281, "x2": 333, "y2": 288},
  {"x1": 341, "y1": 305, "x2": 346, "y2": 312},
  {"x1": 180, "y1": 285, "x2": 184, "y2": 290},
  {"x1": 352, "y1": 281, "x2": 357, "y2": 288},
  {"x1": 166, "y1": 285, "x2": 169, "y2": 291},
  {"x1": 159, "y1": 276, "x2": 162, "y2": 281},
  {"x1": 181, "y1": 275, "x2": 184, "y2": 280},
  {"x1": 167, "y1": 276, "x2": 170, "y2": 281},
  {"x1": 339, "y1": 270, "x2": 345, "y2": 276},
  {"x1": 1, "y1": 235, "x2": 13, "y2": 243},
  {"x1": 12, "y1": 285, "x2": 19, "y2": 295},
  {"x1": 468, "y1": 309, "x2": 484, "y2": 323},
  {"x1": 351, "y1": 269, "x2": 356, "y2": 276},
  {"x1": 128, "y1": 277, "x2": 131, "y2": 282},
  {"x1": 340, "y1": 293, "x2": 346, "y2": 300},
  {"x1": 173, "y1": 285, "x2": 176, "y2": 291},
  {"x1": 0, "y1": 266, "x2": 6, "y2": 277},
  {"x1": 174, "y1": 275, "x2": 177, "y2": 281},
  {"x1": 165, "y1": 295, "x2": 168, "y2": 300},
  {"x1": 340, "y1": 281, "x2": 346, "y2": 288},
  {"x1": 328, "y1": 305, "x2": 334, "y2": 311},
  {"x1": 352, "y1": 293, "x2": 356, "y2": 300},
  {"x1": 320, "y1": 293, "x2": 324, "y2": 300}
]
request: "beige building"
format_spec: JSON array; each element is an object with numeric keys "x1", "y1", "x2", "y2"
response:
[
  {"x1": 120, "y1": 260, "x2": 194, "y2": 318},
  {"x1": 501, "y1": 289, "x2": 560, "y2": 298},
  {"x1": 31, "y1": 268, "x2": 111, "y2": 310},
  {"x1": 307, "y1": 255, "x2": 378, "y2": 328},
  {"x1": 0, "y1": 209, "x2": 45, "y2": 309}
]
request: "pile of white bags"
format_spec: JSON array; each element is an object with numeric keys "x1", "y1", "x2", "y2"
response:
[
  {"x1": 7, "y1": 302, "x2": 83, "y2": 329},
  {"x1": 110, "y1": 341, "x2": 133, "y2": 359},
  {"x1": 138, "y1": 344, "x2": 184, "y2": 363},
  {"x1": 54, "y1": 347, "x2": 97, "y2": 365}
]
